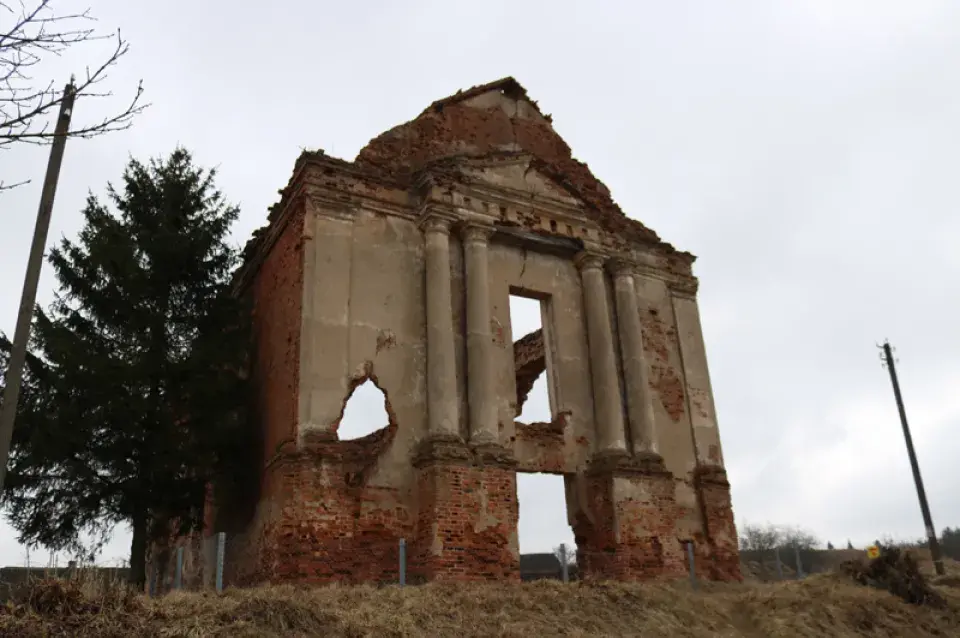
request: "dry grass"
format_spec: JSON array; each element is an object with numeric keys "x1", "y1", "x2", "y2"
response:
[{"x1": 0, "y1": 572, "x2": 958, "y2": 638}]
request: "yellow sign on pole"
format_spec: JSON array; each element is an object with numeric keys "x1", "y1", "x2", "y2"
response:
[{"x1": 866, "y1": 545, "x2": 881, "y2": 559}]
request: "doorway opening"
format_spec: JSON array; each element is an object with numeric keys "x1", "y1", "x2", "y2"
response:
[
  {"x1": 516, "y1": 472, "x2": 577, "y2": 580},
  {"x1": 509, "y1": 292, "x2": 575, "y2": 579}
]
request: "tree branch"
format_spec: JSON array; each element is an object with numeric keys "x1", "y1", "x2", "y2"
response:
[{"x1": 0, "y1": 1, "x2": 147, "y2": 191}]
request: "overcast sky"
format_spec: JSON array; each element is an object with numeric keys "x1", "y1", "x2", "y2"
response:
[{"x1": 2, "y1": 0, "x2": 958, "y2": 568}]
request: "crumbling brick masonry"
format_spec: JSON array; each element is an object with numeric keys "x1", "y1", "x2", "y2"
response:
[{"x1": 153, "y1": 77, "x2": 740, "y2": 589}]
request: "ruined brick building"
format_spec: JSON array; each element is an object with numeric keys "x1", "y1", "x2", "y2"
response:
[{"x1": 157, "y1": 77, "x2": 740, "y2": 588}]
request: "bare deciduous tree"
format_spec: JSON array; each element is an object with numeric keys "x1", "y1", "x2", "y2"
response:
[
  {"x1": 739, "y1": 522, "x2": 782, "y2": 552},
  {"x1": 779, "y1": 525, "x2": 820, "y2": 550},
  {"x1": 553, "y1": 544, "x2": 576, "y2": 565},
  {"x1": 739, "y1": 522, "x2": 821, "y2": 552},
  {"x1": 1, "y1": 0, "x2": 146, "y2": 190}
]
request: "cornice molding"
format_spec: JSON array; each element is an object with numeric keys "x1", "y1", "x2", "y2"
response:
[
  {"x1": 632, "y1": 262, "x2": 699, "y2": 298},
  {"x1": 668, "y1": 278, "x2": 699, "y2": 298}
]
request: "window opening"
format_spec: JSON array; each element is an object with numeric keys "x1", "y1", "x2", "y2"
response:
[{"x1": 338, "y1": 380, "x2": 390, "y2": 440}]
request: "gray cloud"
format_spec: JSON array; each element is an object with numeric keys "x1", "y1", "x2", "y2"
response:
[{"x1": 1, "y1": 0, "x2": 957, "y2": 567}]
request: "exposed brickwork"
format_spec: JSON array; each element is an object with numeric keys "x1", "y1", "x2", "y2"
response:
[
  {"x1": 411, "y1": 457, "x2": 519, "y2": 582},
  {"x1": 573, "y1": 455, "x2": 686, "y2": 581},
  {"x1": 161, "y1": 78, "x2": 740, "y2": 591},
  {"x1": 694, "y1": 465, "x2": 742, "y2": 582},
  {"x1": 251, "y1": 203, "x2": 305, "y2": 460},
  {"x1": 512, "y1": 411, "x2": 571, "y2": 474},
  {"x1": 512, "y1": 328, "x2": 544, "y2": 415},
  {"x1": 248, "y1": 440, "x2": 410, "y2": 585},
  {"x1": 354, "y1": 78, "x2": 670, "y2": 252},
  {"x1": 639, "y1": 309, "x2": 687, "y2": 422}
]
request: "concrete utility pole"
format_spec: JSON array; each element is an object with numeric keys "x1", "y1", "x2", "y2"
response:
[
  {"x1": 0, "y1": 81, "x2": 76, "y2": 494},
  {"x1": 879, "y1": 340, "x2": 945, "y2": 576}
]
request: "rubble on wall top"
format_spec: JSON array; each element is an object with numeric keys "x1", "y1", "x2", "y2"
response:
[
  {"x1": 240, "y1": 78, "x2": 697, "y2": 284},
  {"x1": 352, "y1": 77, "x2": 675, "y2": 250},
  {"x1": 426, "y1": 76, "x2": 551, "y2": 121}
]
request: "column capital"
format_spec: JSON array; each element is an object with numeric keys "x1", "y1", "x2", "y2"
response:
[
  {"x1": 574, "y1": 250, "x2": 605, "y2": 272},
  {"x1": 606, "y1": 257, "x2": 637, "y2": 279},
  {"x1": 419, "y1": 212, "x2": 456, "y2": 235},
  {"x1": 459, "y1": 221, "x2": 496, "y2": 245}
]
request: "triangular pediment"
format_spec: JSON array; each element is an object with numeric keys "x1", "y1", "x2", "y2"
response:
[
  {"x1": 355, "y1": 77, "x2": 662, "y2": 247},
  {"x1": 415, "y1": 153, "x2": 604, "y2": 240},
  {"x1": 454, "y1": 154, "x2": 584, "y2": 209}
]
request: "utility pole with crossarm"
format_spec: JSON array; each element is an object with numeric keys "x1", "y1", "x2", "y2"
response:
[{"x1": 879, "y1": 340, "x2": 945, "y2": 576}]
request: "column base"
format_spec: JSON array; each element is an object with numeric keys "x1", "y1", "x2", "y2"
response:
[
  {"x1": 587, "y1": 448, "x2": 668, "y2": 476},
  {"x1": 471, "y1": 441, "x2": 518, "y2": 469},
  {"x1": 412, "y1": 433, "x2": 472, "y2": 467}
]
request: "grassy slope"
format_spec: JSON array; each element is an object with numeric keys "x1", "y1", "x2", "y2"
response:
[{"x1": 1, "y1": 574, "x2": 959, "y2": 638}]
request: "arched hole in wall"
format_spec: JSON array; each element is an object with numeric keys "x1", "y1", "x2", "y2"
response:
[
  {"x1": 337, "y1": 380, "x2": 390, "y2": 440},
  {"x1": 509, "y1": 293, "x2": 553, "y2": 423},
  {"x1": 516, "y1": 472, "x2": 577, "y2": 580}
]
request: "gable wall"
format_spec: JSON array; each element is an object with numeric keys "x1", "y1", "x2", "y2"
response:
[{"x1": 198, "y1": 101, "x2": 738, "y2": 585}]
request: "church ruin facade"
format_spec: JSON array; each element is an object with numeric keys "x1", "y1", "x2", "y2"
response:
[{"x1": 162, "y1": 78, "x2": 740, "y2": 587}]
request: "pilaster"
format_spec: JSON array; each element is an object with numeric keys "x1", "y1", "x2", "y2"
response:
[
  {"x1": 574, "y1": 251, "x2": 628, "y2": 458},
  {"x1": 420, "y1": 212, "x2": 461, "y2": 439},
  {"x1": 608, "y1": 258, "x2": 660, "y2": 457},
  {"x1": 461, "y1": 222, "x2": 499, "y2": 446}
]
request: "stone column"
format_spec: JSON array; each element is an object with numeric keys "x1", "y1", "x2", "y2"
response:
[
  {"x1": 609, "y1": 259, "x2": 658, "y2": 456},
  {"x1": 422, "y1": 214, "x2": 460, "y2": 439},
  {"x1": 462, "y1": 223, "x2": 498, "y2": 445},
  {"x1": 575, "y1": 251, "x2": 628, "y2": 456}
]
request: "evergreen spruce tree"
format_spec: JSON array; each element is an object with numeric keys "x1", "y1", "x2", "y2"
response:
[{"x1": 0, "y1": 148, "x2": 250, "y2": 587}]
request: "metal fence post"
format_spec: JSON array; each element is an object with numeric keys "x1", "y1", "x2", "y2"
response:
[
  {"x1": 794, "y1": 545, "x2": 804, "y2": 579},
  {"x1": 774, "y1": 547, "x2": 784, "y2": 580},
  {"x1": 399, "y1": 538, "x2": 407, "y2": 586},
  {"x1": 560, "y1": 543, "x2": 569, "y2": 583},
  {"x1": 686, "y1": 541, "x2": 698, "y2": 590},
  {"x1": 215, "y1": 532, "x2": 225, "y2": 594},
  {"x1": 149, "y1": 563, "x2": 158, "y2": 597},
  {"x1": 174, "y1": 546, "x2": 184, "y2": 590}
]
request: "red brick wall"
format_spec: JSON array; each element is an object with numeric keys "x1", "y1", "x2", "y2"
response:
[
  {"x1": 411, "y1": 463, "x2": 520, "y2": 583},
  {"x1": 513, "y1": 328, "x2": 544, "y2": 417},
  {"x1": 166, "y1": 462, "x2": 740, "y2": 588},
  {"x1": 230, "y1": 429, "x2": 411, "y2": 586},
  {"x1": 639, "y1": 308, "x2": 687, "y2": 424},
  {"x1": 695, "y1": 467, "x2": 742, "y2": 581},
  {"x1": 573, "y1": 469, "x2": 686, "y2": 581},
  {"x1": 251, "y1": 204, "x2": 305, "y2": 462},
  {"x1": 354, "y1": 98, "x2": 659, "y2": 246}
]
